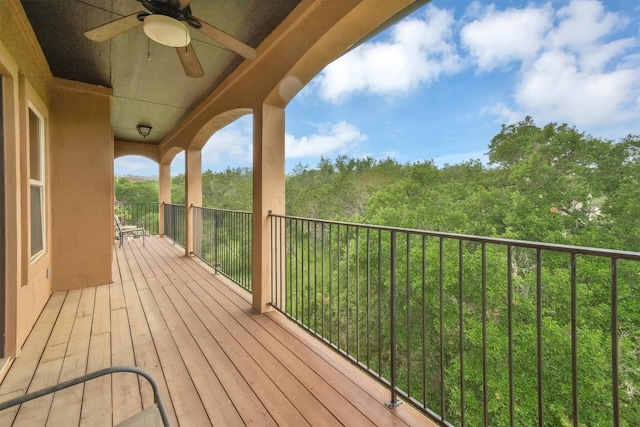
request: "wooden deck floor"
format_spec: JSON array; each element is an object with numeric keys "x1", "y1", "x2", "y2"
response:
[{"x1": 0, "y1": 236, "x2": 435, "y2": 426}]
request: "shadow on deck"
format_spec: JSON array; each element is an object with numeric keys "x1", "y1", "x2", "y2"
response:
[{"x1": 0, "y1": 236, "x2": 434, "y2": 426}]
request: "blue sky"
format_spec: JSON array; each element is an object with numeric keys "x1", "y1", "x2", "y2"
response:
[{"x1": 115, "y1": 0, "x2": 640, "y2": 177}]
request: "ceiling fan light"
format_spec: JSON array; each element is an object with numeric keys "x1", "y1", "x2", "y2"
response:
[{"x1": 143, "y1": 14, "x2": 190, "y2": 47}]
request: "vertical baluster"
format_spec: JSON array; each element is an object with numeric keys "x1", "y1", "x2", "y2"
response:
[
  {"x1": 377, "y1": 230, "x2": 382, "y2": 377},
  {"x1": 482, "y1": 243, "x2": 488, "y2": 427},
  {"x1": 321, "y1": 222, "x2": 326, "y2": 337},
  {"x1": 458, "y1": 239, "x2": 465, "y2": 427},
  {"x1": 406, "y1": 233, "x2": 411, "y2": 399},
  {"x1": 366, "y1": 228, "x2": 371, "y2": 370},
  {"x1": 571, "y1": 253, "x2": 578, "y2": 427},
  {"x1": 337, "y1": 224, "x2": 341, "y2": 347},
  {"x1": 422, "y1": 235, "x2": 428, "y2": 409},
  {"x1": 356, "y1": 227, "x2": 360, "y2": 363},
  {"x1": 536, "y1": 249, "x2": 544, "y2": 427},
  {"x1": 314, "y1": 221, "x2": 318, "y2": 331},
  {"x1": 387, "y1": 231, "x2": 399, "y2": 408},
  {"x1": 439, "y1": 237, "x2": 445, "y2": 422},
  {"x1": 507, "y1": 245, "x2": 514, "y2": 427},
  {"x1": 295, "y1": 219, "x2": 300, "y2": 320},
  {"x1": 329, "y1": 223, "x2": 333, "y2": 345},
  {"x1": 306, "y1": 220, "x2": 311, "y2": 328},
  {"x1": 611, "y1": 258, "x2": 619, "y2": 427},
  {"x1": 345, "y1": 226, "x2": 350, "y2": 354},
  {"x1": 287, "y1": 218, "x2": 293, "y2": 314},
  {"x1": 270, "y1": 213, "x2": 275, "y2": 306}
]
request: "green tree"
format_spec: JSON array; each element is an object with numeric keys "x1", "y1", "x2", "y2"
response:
[
  {"x1": 114, "y1": 176, "x2": 158, "y2": 202},
  {"x1": 171, "y1": 174, "x2": 185, "y2": 204}
]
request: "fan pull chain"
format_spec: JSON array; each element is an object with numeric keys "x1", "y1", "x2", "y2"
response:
[
  {"x1": 147, "y1": 37, "x2": 151, "y2": 61},
  {"x1": 184, "y1": 23, "x2": 189, "y2": 54}
]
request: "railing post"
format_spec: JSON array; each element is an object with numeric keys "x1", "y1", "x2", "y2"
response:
[
  {"x1": 213, "y1": 210, "x2": 219, "y2": 273},
  {"x1": 387, "y1": 231, "x2": 400, "y2": 408},
  {"x1": 191, "y1": 205, "x2": 202, "y2": 258},
  {"x1": 160, "y1": 202, "x2": 170, "y2": 236},
  {"x1": 159, "y1": 162, "x2": 171, "y2": 236}
]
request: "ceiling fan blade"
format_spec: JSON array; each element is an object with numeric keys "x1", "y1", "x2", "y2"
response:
[
  {"x1": 176, "y1": 44, "x2": 204, "y2": 78},
  {"x1": 84, "y1": 13, "x2": 144, "y2": 42},
  {"x1": 192, "y1": 17, "x2": 257, "y2": 60}
]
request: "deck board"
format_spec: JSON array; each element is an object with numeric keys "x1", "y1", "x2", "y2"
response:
[
  {"x1": 13, "y1": 290, "x2": 82, "y2": 426},
  {"x1": 80, "y1": 331, "x2": 112, "y2": 427},
  {"x1": 0, "y1": 237, "x2": 436, "y2": 427},
  {"x1": 110, "y1": 306, "x2": 142, "y2": 425},
  {"x1": 46, "y1": 287, "x2": 96, "y2": 427}
]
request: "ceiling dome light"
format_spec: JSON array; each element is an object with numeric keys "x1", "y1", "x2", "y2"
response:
[
  {"x1": 143, "y1": 14, "x2": 190, "y2": 47},
  {"x1": 136, "y1": 124, "x2": 152, "y2": 138}
]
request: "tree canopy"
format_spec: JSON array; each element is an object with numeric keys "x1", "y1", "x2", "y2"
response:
[{"x1": 115, "y1": 117, "x2": 640, "y2": 252}]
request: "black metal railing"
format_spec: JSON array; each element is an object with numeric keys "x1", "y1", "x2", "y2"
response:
[
  {"x1": 192, "y1": 206, "x2": 252, "y2": 291},
  {"x1": 268, "y1": 213, "x2": 640, "y2": 427},
  {"x1": 163, "y1": 203, "x2": 185, "y2": 247},
  {"x1": 115, "y1": 202, "x2": 160, "y2": 235}
]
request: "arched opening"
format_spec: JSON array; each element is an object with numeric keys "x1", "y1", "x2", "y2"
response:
[
  {"x1": 200, "y1": 114, "x2": 253, "y2": 211},
  {"x1": 114, "y1": 155, "x2": 160, "y2": 236}
]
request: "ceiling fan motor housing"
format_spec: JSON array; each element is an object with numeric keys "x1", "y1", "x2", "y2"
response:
[{"x1": 138, "y1": 0, "x2": 202, "y2": 28}]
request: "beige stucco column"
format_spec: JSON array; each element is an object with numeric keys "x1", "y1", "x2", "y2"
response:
[
  {"x1": 252, "y1": 103, "x2": 285, "y2": 313},
  {"x1": 51, "y1": 80, "x2": 112, "y2": 291},
  {"x1": 184, "y1": 148, "x2": 202, "y2": 257},
  {"x1": 158, "y1": 162, "x2": 171, "y2": 236}
]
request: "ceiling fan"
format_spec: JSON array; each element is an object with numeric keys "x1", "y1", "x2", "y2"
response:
[{"x1": 84, "y1": 0, "x2": 257, "y2": 78}]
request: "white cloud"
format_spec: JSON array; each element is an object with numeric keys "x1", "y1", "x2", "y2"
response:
[
  {"x1": 515, "y1": 50, "x2": 639, "y2": 126},
  {"x1": 463, "y1": 0, "x2": 640, "y2": 131},
  {"x1": 114, "y1": 156, "x2": 157, "y2": 175},
  {"x1": 170, "y1": 152, "x2": 185, "y2": 175},
  {"x1": 461, "y1": 3, "x2": 552, "y2": 71},
  {"x1": 547, "y1": 0, "x2": 621, "y2": 52},
  {"x1": 316, "y1": 6, "x2": 461, "y2": 103},
  {"x1": 286, "y1": 121, "x2": 367, "y2": 158},
  {"x1": 202, "y1": 120, "x2": 253, "y2": 167},
  {"x1": 122, "y1": 118, "x2": 367, "y2": 174},
  {"x1": 481, "y1": 102, "x2": 523, "y2": 125},
  {"x1": 512, "y1": 0, "x2": 640, "y2": 128},
  {"x1": 579, "y1": 38, "x2": 637, "y2": 72},
  {"x1": 313, "y1": 0, "x2": 640, "y2": 139}
]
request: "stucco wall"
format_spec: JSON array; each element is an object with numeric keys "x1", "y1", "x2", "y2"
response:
[
  {"x1": 1, "y1": 0, "x2": 56, "y2": 356},
  {"x1": 1, "y1": 0, "x2": 114, "y2": 357},
  {"x1": 50, "y1": 79, "x2": 113, "y2": 290}
]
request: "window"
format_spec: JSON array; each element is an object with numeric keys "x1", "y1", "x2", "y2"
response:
[{"x1": 29, "y1": 106, "x2": 45, "y2": 259}]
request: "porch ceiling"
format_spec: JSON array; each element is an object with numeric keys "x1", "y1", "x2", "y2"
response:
[{"x1": 19, "y1": 0, "x2": 301, "y2": 145}]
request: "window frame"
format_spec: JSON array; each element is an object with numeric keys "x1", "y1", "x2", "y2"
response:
[{"x1": 28, "y1": 103, "x2": 46, "y2": 261}]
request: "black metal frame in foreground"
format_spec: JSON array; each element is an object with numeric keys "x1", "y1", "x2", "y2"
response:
[{"x1": 0, "y1": 365, "x2": 171, "y2": 427}]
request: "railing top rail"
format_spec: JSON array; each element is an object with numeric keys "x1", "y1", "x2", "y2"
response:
[
  {"x1": 191, "y1": 205, "x2": 251, "y2": 215},
  {"x1": 269, "y1": 212, "x2": 640, "y2": 261},
  {"x1": 116, "y1": 201, "x2": 159, "y2": 204}
]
